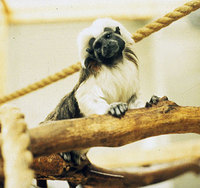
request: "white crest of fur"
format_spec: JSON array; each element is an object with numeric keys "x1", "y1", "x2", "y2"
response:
[{"x1": 77, "y1": 18, "x2": 135, "y2": 68}]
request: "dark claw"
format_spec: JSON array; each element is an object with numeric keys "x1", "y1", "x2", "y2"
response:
[
  {"x1": 109, "y1": 102, "x2": 128, "y2": 118},
  {"x1": 145, "y1": 95, "x2": 160, "y2": 108},
  {"x1": 60, "y1": 151, "x2": 87, "y2": 166}
]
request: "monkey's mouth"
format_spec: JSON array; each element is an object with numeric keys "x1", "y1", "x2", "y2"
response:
[
  {"x1": 101, "y1": 39, "x2": 123, "y2": 59},
  {"x1": 93, "y1": 38, "x2": 125, "y2": 63},
  {"x1": 102, "y1": 45, "x2": 119, "y2": 58}
]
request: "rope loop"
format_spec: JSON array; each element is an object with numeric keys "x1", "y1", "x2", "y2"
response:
[{"x1": 0, "y1": 105, "x2": 34, "y2": 188}]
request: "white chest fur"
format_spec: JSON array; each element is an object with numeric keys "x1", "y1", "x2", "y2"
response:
[
  {"x1": 96, "y1": 59, "x2": 139, "y2": 103},
  {"x1": 75, "y1": 59, "x2": 139, "y2": 116}
]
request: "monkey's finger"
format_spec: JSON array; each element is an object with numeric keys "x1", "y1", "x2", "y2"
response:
[
  {"x1": 109, "y1": 102, "x2": 128, "y2": 118},
  {"x1": 115, "y1": 106, "x2": 121, "y2": 116},
  {"x1": 109, "y1": 108, "x2": 115, "y2": 116},
  {"x1": 109, "y1": 106, "x2": 121, "y2": 118},
  {"x1": 118, "y1": 105, "x2": 126, "y2": 115},
  {"x1": 122, "y1": 103, "x2": 128, "y2": 111}
]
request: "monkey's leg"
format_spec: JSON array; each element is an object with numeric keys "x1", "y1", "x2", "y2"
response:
[
  {"x1": 60, "y1": 150, "x2": 88, "y2": 167},
  {"x1": 60, "y1": 151, "x2": 88, "y2": 188}
]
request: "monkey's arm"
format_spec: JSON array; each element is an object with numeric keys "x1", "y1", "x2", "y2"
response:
[
  {"x1": 76, "y1": 82, "x2": 128, "y2": 117},
  {"x1": 75, "y1": 84, "x2": 110, "y2": 116}
]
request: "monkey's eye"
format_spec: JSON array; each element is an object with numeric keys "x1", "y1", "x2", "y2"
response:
[
  {"x1": 105, "y1": 33, "x2": 111, "y2": 39},
  {"x1": 94, "y1": 42, "x2": 101, "y2": 49}
]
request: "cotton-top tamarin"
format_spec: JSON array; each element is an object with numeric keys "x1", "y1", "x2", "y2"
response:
[{"x1": 45, "y1": 18, "x2": 144, "y2": 166}]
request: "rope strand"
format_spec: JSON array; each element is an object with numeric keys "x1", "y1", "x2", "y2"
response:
[
  {"x1": 132, "y1": 0, "x2": 200, "y2": 42},
  {"x1": 0, "y1": 105, "x2": 34, "y2": 188},
  {"x1": 0, "y1": 0, "x2": 200, "y2": 105},
  {"x1": 0, "y1": 63, "x2": 81, "y2": 104}
]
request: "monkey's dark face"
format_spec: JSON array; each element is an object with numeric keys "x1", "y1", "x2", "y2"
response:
[{"x1": 86, "y1": 27, "x2": 125, "y2": 66}]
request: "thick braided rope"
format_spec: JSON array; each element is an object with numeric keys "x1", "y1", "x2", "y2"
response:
[
  {"x1": 0, "y1": 0, "x2": 200, "y2": 105},
  {"x1": 0, "y1": 63, "x2": 81, "y2": 104},
  {"x1": 0, "y1": 105, "x2": 34, "y2": 188},
  {"x1": 133, "y1": 0, "x2": 200, "y2": 42}
]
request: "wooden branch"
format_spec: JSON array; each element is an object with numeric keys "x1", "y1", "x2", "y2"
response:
[
  {"x1": 35, "y1": 159, "x2": 200, "y2": 187},
  {"x1": 32, "y1": 146, "x2": 200, "y2": 187},
  {"x1": 0, "y1": 97, "x2": 199, "y2": 158},
  {"x1": 32, "y1": 139, "x2": 200, "y2": 186},
  {"x1": 0, "y1": 97, "x2": 199, "y2": 186},
  {"x1": 29, "y1": 97, "x2": 200, "y2": 157},
  {"x1": 1, "y1": 143, "x2": 199, "y2": 186},
  {"x1": 86, "y1": 159, "x2": 200, "y2": 187},
  {"x1": 88, "y1": 139, "x2": 200, "y2": 168}
]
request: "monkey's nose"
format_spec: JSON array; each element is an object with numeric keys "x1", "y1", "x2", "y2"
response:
[{"x1": 102, "y1": 40, "x2": 119, "y2": 58}]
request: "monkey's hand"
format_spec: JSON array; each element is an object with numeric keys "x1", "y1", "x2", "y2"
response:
[
  {"x1": 109, "y1": 102, "x2": 128, "y2": 118},
  {"x1": 145, "y1": 95, "x2": 160, "y2": 108}
]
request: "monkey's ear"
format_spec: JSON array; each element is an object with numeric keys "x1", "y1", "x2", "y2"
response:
[
  {"x1": 86, "y1": 48, "x2": 93, "y2": 55},
  {"x1": 88, "y1": 37, "x2": 95, "y2": 48},
  {"x1": 115, "y1": 26, "x2": 121, "y2": 35}
]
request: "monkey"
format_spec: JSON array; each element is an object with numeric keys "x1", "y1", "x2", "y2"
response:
[{"x1": 45, "y1": 18, "x2": 143, "y2": 168}]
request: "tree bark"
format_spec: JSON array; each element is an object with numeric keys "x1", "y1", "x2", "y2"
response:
[
  {"x1": 29, "y1": 97, "x2": 200, "y2": 157},
  {"x1": 32, "y1": 150, "x2": 200, "y2": 187},
  {"x1": 0, "y1": 97, "x2": 199, "y2": 186}
]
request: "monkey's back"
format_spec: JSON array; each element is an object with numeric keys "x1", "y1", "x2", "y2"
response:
[{"x1": 45, "y1": 90, "x2": 83, "y2": 121}]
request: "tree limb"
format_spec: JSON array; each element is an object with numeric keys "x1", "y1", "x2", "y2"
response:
[
  {"x1": 0, "y1": 142, "x2": 198, "y2": 186},
  {"x1": 88, "y1": 139, "x2": 200, "y2": 168},
  {"x1": 0, "y1": 97, "x2": 199, "y2": 186},
  {"x1": 85, "y1": 159, "x2": 200, "y2": 187},
  {"x1": 0, "y1": 97, "x2": 199, "y2": 158},
  {"x1": 32, "y1": 149, "x2": 200, "y2": 187},
  {"x1": 29, "y1": 97, "x2": 200, "y2": 157},
  {"x1": 31, "y1": 138, "x2": 200, "y2": 186}
]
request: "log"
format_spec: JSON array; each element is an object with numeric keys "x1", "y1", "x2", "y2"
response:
[
  {"x1": 32, "y1": 147, "x2": 200, "y2": 187},
  {"x1": 32, "y1": 138, "x2": 200, "y2": 186},
  {"x1": 88, "y1": 139, "x2": 200, "y2": 168},
  {"x1": 0, "y1": 97, "x2": 199, "y2": 158},
  {"x1": 29, "y1": 97, "x2": 200, "y2": 157},
  {"x1": 1, "y1": 142, "x2": 199, "y2": 186},
  {"x1": 0, "y1": 97, "x2": 199, "y2": 186}
]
